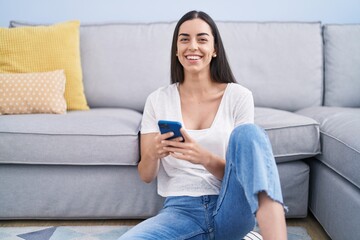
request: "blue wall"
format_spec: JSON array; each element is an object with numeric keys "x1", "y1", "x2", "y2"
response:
[{"x1": 1, "y1": 0, "x2": 360, "y2": 27}]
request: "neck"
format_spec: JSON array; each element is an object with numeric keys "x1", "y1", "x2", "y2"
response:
[{"x1": 182, "y1": 70, "x2": 213, "y2": 94}]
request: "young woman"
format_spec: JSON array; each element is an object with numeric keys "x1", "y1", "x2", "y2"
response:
[{"x1": 119, "y1": 10, "x2": 287, "y2": 240}]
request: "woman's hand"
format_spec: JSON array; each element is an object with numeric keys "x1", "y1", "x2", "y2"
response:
[
  {"x1": 162, "y1": 128, "x2": 210, "y2": 165},
  {"x1": 162, "y1": 128, "x2": 226, "y2": 180},
  {"x1": 154, "y1": 132, "x2": 184, "y2": 159},
  {"x1": 138, "y1": 131, "x2": 183, "y2": 183}
]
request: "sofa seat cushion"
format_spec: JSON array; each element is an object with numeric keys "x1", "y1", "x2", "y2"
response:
[
  {"x1": 297, "y1": 107, "x2": 360, "y2": 188},
  {"x1": 0, "y1": 108, "x2": 141, "y2": 165},
  {"x1": 255, "y1": 107, "x2": 320, "y2": 163}
]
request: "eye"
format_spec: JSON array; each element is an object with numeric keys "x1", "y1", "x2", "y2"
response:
[
  {"x1": 198, "y1": 38, "x2": 208, "y2": 43},
  {"x1": 179, "y1": 38, "x2": 189, "y2": 42}
]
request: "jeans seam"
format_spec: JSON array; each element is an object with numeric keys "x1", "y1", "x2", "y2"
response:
[
  {"x1": 213, "y1": 163, "x2": 232, "y2": 216},
  {"x1": 204, "y1": 203, "x2": 214, "y2": 234}
]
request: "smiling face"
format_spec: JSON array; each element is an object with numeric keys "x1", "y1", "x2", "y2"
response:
[{"x1": 176, "y1": 18, "x2": 217, "y2": 77}]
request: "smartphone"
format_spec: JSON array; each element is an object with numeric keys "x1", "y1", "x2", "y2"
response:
[{"x1": 158, "y1": 120, "x2": 184, "y2": 142}]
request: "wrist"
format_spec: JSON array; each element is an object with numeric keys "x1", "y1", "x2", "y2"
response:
[
  {"x1": 203, "y1": 153, "x2": 226, "y2": 180},
  {"x1": 203, "y1": 152, "x2": 216, "y2": 168},
  {"x1": 140, "y1": 150, "x2": 159, "y2": 165}
]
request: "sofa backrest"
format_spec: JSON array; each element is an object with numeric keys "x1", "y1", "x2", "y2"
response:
[
  {"x1": 82, "y1": 22, "x2": 323, "y2": 112},
  {"x1": 10, "y1": 21, "x2": 324, "y2": 112},
  {"x1": 9, "y1": 21, "x2": 177, "y2": 112},
  {"x1": 323, "y1": 24, "x2": 360, "y2": 107},
  {"x1": 218, "y1": 22, "x2": 323, "y2": 112},
  {"x1": 79, "y1": 22, "x2": 176, "y2": 112}
]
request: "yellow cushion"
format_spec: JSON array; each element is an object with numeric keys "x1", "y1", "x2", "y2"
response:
[
  {"x1": 0, "y1": 20, "x2": 89, "y2": 110},
  {"x1": 0, "y1": 70, "x2": 67, "y2": 114}
]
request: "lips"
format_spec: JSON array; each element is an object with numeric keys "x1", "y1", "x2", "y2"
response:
[{"x1": 186, "y1": 55, "x2": 202, "y2": 60}]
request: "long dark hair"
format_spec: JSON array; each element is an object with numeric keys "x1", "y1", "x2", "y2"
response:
[{"x1": 170, "y1": 10, "x2": 236, "y2": 84}]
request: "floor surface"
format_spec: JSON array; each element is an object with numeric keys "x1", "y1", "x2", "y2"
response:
[{"x1": 0, "y1": 212, "x2": 331, "y2": 240}]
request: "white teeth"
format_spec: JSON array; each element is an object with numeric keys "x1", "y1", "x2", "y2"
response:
[{"x1": 186, "y1": 55, "x2": 201, "y2": 60}]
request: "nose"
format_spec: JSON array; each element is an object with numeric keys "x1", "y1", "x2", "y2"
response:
[{"x1": 188, "y1": 40, "x2": 198, "y2": 51}]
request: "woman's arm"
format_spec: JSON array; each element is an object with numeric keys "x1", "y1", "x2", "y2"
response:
[{"x1": 138, "y1": 133, "x2": 161, "y2": 183}]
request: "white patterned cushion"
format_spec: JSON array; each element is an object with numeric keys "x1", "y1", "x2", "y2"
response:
[{"x1": 0, "y1": 70, "x2": 67, "y2": 114}]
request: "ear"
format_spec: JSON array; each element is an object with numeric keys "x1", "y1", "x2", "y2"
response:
[{"x1": 212, "y1": 47, "x2": 217, "y2": 58}]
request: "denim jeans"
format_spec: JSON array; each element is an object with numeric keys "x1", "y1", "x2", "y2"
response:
[{"x1": 119, "y1": 124, "x2": 284, "y2": 240}]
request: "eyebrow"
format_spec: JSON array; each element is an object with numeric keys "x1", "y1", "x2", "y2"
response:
[{"x1": 178, "y1": 33, "x2": 210, "y2": 37}]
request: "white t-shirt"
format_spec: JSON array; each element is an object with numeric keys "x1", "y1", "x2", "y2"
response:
[{"x1": 141, "y1": 83, "x2": 254, "y2": 197}]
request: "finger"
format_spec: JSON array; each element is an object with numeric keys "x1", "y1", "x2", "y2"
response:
[
  {"x1": 180, "y1": 128, "x2": 192, "y2": 142},
  {"x1": 160, "y1": 131, "x2": 174, "y2": 140},
  {"x1": 161, "y1": 139, "x2": 184, "y2": 148},
  {"x1": 157, "y1": 148, "x2": 170, "y2": 157},
  {"x1": 162, "y1": 136, "x2": 183, "y2": 143},
  {"x1": 170, "y1": 136, "x2": 183, "y2": 142},
  {"x1": 170, "y1": 152, "x2": 193, "y2": 161},
  {"x1": 164, "y1": 146, "x2": 191, "y2": 155},
  {"x1": 157, "y1": 148, "x2": 165, "y2": 156}
]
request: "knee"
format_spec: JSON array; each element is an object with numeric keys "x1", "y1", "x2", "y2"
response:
[{"x1": 230, "y1": 124, "x2": 266, "y2": 144}]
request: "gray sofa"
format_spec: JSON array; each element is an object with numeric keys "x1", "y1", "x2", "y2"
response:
[
  {"x1": 296, "y1": 24, "x2": 360, "y2": 240},
  {"x1": 0, "y1": 21, "x2": 359, "y2": 240}
]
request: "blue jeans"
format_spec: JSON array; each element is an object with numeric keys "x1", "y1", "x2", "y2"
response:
[{"x1": 119, "y1": 124, "x2": 284, "y2": 240}]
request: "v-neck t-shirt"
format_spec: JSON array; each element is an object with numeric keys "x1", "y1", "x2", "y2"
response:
[{"x1": 141, "y1": 83, "x2": 254, "y2": 197}]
